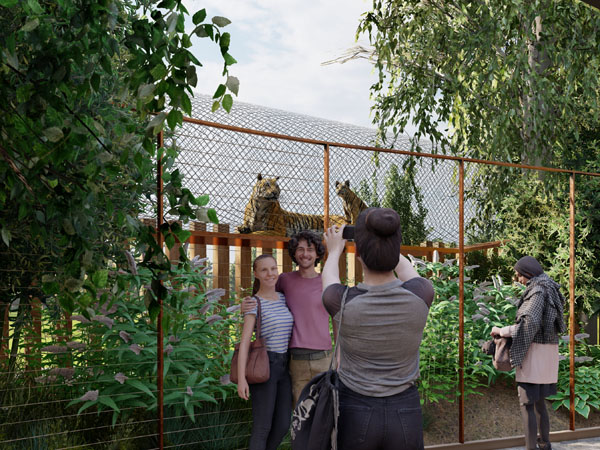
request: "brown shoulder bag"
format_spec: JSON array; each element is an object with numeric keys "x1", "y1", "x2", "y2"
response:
[{"x1": 230, "y1": 297, "x2": 270, "y2": 384}]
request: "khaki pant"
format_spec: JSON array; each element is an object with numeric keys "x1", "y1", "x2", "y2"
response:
[{"x1": 289, "y1": 350, "x2": 333, "y2": 406}]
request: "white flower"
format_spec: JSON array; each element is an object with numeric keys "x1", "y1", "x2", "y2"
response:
[{"x1": 164, "y1": 344, "x2": 174, "y2": 356}]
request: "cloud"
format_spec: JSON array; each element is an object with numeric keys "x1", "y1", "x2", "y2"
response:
[{"x1": 184, "y1": 0, "x2": 377, "y2": 128}]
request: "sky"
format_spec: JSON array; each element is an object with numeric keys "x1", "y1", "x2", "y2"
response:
[{"x1": 185, "y1": 0, "x2": 380, "y2": 129}]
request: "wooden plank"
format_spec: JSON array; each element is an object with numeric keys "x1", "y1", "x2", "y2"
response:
[
  {"x1": 234, "y1": 238, "x2": 252, "y2": 297},
  {"x1": 212, "y1": 224, "x2": 231, "y2": 301},
  {"x1": 190, "y1": 222, "x2": 206, "y2": 260}
]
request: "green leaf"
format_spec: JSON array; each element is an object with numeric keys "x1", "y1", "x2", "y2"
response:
[
  {"x1": 21, "y1": 18, "x2": 40, "y2": 32},
  {"x1": 77, "y1": 400, "x2": 97, "y2": 414},
  {"x1": 167, "y1": 109, "x2": 183, "y2": 130},
  {"x1": 151, "y1": 63, "x2": 168, "y2": 80},
  {"x1": 192, "y1": 8, "x2": 207, "y2": 25},
  {"x1": 147, "y1": 112, "x2": 167, "y2": 133},
  {"x1": 213, "y1": 84, "x2": 226, "y2": 99},
  {"x1": 98, "y1": 395, "x2": 120, "y2": 413},
  {"x1": 90, "y1": 73, "x2": 101, "y2": 92},
  {"x1": 223, "y1": 53, "x2": 237, "y2": 66},
  {"x1": 44, "y1": 127, "x2": 64, "y2": 143},
  {"x1": 92, "y1": 269, "x2": 108, "y2": 288},
  {"x1": 126, "y1": 379, "x2": 155, "y2": 398},
  {"x1": 212, "y1": 16, "x2": 231, "y2": 27},
  {"x1": 0, "y1": 0, "x2": 19, "y2": 7},
  {"x1": 220, "y1": 32, "x2": 231, "y2": 49},
  {"x1": 0, "y1": 228, "x2": 10, "y2": 247},
  {"x1": 222, "y1": 94, "x2": 233, "y2": 113},
  {"x1": 181, "y1": 94, "x2": 192, "y2": 115},
  {"x1": 26, "y1": 0, "x2": 43, "y2": 14},
  {"x1": 226, "y1": 76, "x2": 240, "y2": 96},
  {"x1": 197, "y1": 195, "x2": 209, "y2": 206},
  {"x1": 211, "y1": 101, "x2": 220, "y2": 112},
  {"x1": 207, "y1": 208, "x2": 218, "y2": 224}
]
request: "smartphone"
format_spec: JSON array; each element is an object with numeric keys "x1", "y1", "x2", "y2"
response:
[{"x1": 342, "y1": 225, "x2": 354, "y2": 241}]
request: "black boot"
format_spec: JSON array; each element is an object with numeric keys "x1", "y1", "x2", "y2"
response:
[{"x1": 537, "y1": 437, "x2": 552, "y2": 450}]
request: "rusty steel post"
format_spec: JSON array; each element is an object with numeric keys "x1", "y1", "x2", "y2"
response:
[
  {"x1": 157, "y1": 131, "x2": 164, "y2": 449},
  {"x1": 569, "y1": 173, "x2": 576, "y2": 430},
  {"x1": 458, "y1": 160, "x2": 465, "y2": 443},
  {"x1": 324, "y1": 144, "x2": 330, "y2": 229}
]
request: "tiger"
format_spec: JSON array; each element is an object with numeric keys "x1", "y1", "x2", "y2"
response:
[
  {"x1": 237, "y1": 174, "x2": 345, "y2": 237},
  {"x1": 335, "y1": 180, "x2": 368, "y2": 224}
]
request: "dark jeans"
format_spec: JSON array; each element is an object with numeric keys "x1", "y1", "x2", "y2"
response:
[
  {"x1": 248, "y1": 351, "x2": 292, "y2": 450},
  {"x1": 338, "y1": 381, "x2": 424, "y2": 450},
  {"x1": 520, "y1": 399, "x2": 551, "y2": 450}
]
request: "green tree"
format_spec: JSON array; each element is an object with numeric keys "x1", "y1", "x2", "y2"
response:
[
  {"x1": 0, "y1": 0, "x2": 236, "y2": 375},
  {"x1": 381, "y1": 163, "x2": 429, "y2": 245}
]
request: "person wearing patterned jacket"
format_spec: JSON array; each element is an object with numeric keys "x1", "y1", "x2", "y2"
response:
[{"x1": 491, "y1": 256, "x2": 567, "y2": 450}]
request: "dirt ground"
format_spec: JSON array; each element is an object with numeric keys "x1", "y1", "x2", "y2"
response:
[{"x1": 423, "y1": 380, "x2": 600, "y2": 445}]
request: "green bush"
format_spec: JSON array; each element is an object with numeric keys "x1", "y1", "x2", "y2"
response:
[{"x1": 416, "y1": 259, "x2": 521, "y2": 404}]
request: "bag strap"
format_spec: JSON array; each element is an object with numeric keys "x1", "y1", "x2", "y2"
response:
[
  {"x1": 329, "y1": 286, "x2": 349, "y2": 371},
  {"x1": 253, "y1": 295, "x2": 262, "y2": 339}
]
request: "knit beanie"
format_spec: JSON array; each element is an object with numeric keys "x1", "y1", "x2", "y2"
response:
[{"x1": 514, "y1": 256, "x2": 544, "y2": 279}]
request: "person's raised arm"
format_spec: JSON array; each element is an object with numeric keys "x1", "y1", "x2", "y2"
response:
[
  {"x1": 322, "y1": 225, "x2": 346, "y2": 291},
  {"x1": 240, "y1": 296, "x2": 257, "y2": 314},
  {"x1": 393, "y1": 253, "x2": 419, "y2": 282},
  {"x1": 236, "y1": 313, "x2": 256, "y2": 400}
]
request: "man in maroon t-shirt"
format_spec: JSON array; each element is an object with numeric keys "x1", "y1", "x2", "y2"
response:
[{"x1": 242, "y1": 230, "x2": 335, "y2": 404}]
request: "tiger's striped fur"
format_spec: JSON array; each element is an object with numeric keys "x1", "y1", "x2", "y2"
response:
[
  {"x1": 237, "y1": 174, "x2": 345, "y2": 236},
  {"x1": 335, "y1": 180, "x2": 368, "y2": 224}
]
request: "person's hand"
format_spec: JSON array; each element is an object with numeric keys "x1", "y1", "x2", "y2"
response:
[
  {"x1": 237, "y1": 378, "x2": 250, "y2": 400},
  {"x1": 491, "y1": 326, "x2": 502, "y2": 337},
  {"x1": 323, "y1": 225, "x2": 346, "y2": 256},
  {"x1": 241, "y1": 296, "x2": 257, "y2": 314}
]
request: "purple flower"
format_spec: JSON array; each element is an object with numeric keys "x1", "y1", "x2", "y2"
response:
[
  {"x1": 164, "y1": 344, "x2": 174, "y2": 356},
  {"x1": 95, "y1": 301, "x2": 117, "y2": 315},
  {"x1": 575, "y1": 333, "x2": 590, "y2": 341},
  {"x1": 71, "y1": 315, "x2": 91, "y2": 324},
  {"x1": 114, "y1": 373, "x2": 128, "y2": 384},
  {"x1": 124, "y1": 250, "x2": 138, "y2": 275},
  {"x1": 129, "y1": 344, "x2": 142, "y2": 355},
  {"x1": 479, "y1": 307, "x2": 491, "y2": 316},
  {"x1": 191, "y1": 256, "x2": 208, "y2": 268},
  {"x1": 49, "y1": 367, "x2": 75, "y2": 379},
  {"x1": 66, "y1": 341, "x2": 86, "y2": 351},
  {"x1": 198, "y1": 304, "x2": 211, "y2": 315},
  {"x1": 559, "y1": 355, "x2": 567, "y2": 361},
  {"x1": 41, "y1": 345, "x2": 68, "y2": 354},
  {"x1": 220, "y1": 374, "x2": 231, "y2": 385},
  {"x1": 186, "y1": 386, "x2": 193, "y2": 396},
  {"x1": 471, "y1": 314, "x2": 484, "y2": 321},
  {"x1": 561, "y1": 335, "x2": 570, "y2": 341},
  {"x1": 206, "y1": 314, "x2": 222, "y2": 325},
  {"x1": 119, "y1": 331, "x2": 132, "y2": 343},
  {"x1": 80, "y1": 390, "x2": 99, "y2": 402},
  {"x1": 205, "y1": 288, "x2": 225, "y2": 303},
  {"x1": 227, "y1": 304, "x2": 241, "y2": 313},
  {"x1": 574, "y1": 356, "x2": 593, "y2": 363},
  {"x1": 168, "y1": 335, "x2": 179, "y2": 343},
  {"x1": 94, "y1": 315, "x2": 114, "y2": 329},
  {"x1": 34, "y1": 375, "x2": 57, "y2": 384}
]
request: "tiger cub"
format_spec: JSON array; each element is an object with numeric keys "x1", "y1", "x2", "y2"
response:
[
  {"x1": 237, "y1": 174, "x2": 345, "y2": 236},
  {"x1": 335, "y1": 180, "x2": 368, "y2": 224}
]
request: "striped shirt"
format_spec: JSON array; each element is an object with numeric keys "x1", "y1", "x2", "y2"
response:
[{"x1": 245, "y1": 293, "x2": 293, "y2": 353}]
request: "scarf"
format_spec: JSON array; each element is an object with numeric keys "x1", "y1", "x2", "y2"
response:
[{"x1": 510, "y1": 273, "x2": 567, "y2": 368}]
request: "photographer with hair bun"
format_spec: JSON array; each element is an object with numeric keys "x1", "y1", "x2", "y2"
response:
[{"x1": 322, "y1": 207, "x2": 434, "y2": 450}]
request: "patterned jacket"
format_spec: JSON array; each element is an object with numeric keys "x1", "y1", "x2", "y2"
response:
[{"x1": 510, "y1": 274, "x2": 567, "y2": 368}]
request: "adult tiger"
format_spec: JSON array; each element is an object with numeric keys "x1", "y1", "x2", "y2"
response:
[
  {"x1": 335, "y1": 180, "x2": 368, "y2": 224},
  {"x1": 237, "y1": 174, "x2": 345, "y2": 236}
]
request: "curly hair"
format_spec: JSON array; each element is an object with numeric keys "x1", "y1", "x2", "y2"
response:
[{"x1": 288, "y1": 230, "x2": 325, "y2": 266}]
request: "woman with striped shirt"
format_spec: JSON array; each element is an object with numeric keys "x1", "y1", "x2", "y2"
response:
[{"x1": 237, "y1": 254, "x2": 294, "y2": 450}]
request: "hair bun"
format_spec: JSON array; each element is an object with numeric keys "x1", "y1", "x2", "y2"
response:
[{"x1": 365, "y1": 208, "x2": 400, "y2": 237}]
